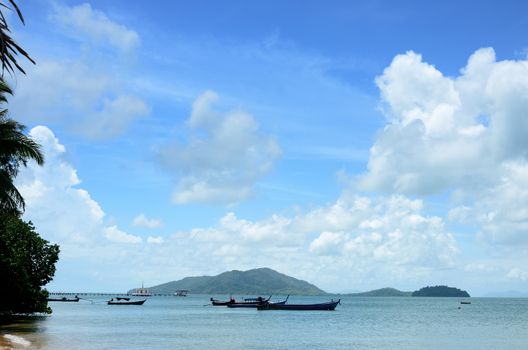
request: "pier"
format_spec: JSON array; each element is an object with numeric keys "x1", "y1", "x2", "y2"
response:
[{"x1": 48, "y1": 292, "x2": 182, "y2": 297}]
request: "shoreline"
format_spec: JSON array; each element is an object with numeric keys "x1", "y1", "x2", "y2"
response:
[{"x1": 0, "y1": 333, "x2": 32, "y2": 349}]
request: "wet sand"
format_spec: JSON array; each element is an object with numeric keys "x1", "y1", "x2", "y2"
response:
[
  {"x1": 0, "y1": 317, "x2": 49, "y2": 349},
  {"x1": 1, "y1": 334, "x2": 32, "y2": 349}
]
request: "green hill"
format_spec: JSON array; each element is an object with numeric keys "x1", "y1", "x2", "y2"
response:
[
  {"x1": 346, "y1": 287, "x2": 412, "y2": 297},
  {"x1": 145, "y1": 268, "x2": 327, "y2": 295},
  {"x1": 412, "y1": 285, "x2": 470, "y2": 297}
]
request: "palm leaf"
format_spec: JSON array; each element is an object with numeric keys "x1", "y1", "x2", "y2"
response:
[{"x1": 0, "y1": 0, "x2": 34, "y2": 76}]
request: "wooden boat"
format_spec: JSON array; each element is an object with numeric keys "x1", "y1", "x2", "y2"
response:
[
  {"x1": 226, "y1": 296, "x2": 271, "y2": 308},
  {"x1": 210, "y1": 297, "x2": 236, "y2": 306},
  {"x1": 47, "y1": 296, "x2": 80, "y2": 302},
  {"x1": 227, "y1": 295, "x2": 289, "y2": 308},
  {"x1": 257, "y1": 299, "x2": 340, "y2": 311},
  {"x1": 107, "y1": 297, "x2": 146, "y2": 305}
]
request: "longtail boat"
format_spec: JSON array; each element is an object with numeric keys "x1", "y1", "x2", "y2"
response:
[
  {"x1": 107, "y1": 297, "x2": 146, "y2": 305},
  {"x1": 210, "y1": 297, "x2": 236, "y2": 306},
  {"x1": 257, "y1": 299, "x2": 340, "y2": 311},
  {"x1": 47, "y1": 296, "x2": 80, "y2": 302},
  {"x1": 226, "y1": 296, "x2": 271, "y2": 308},
  {"x1": 227, "y1": 295, "x2": 289, "y2": 308}
]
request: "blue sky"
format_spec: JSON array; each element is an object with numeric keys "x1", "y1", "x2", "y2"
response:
[{"x1": 9, "y1": 0, "x2": 528, "y2": 295}]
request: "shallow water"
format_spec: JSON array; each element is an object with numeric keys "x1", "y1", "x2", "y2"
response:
[{"x1": 1, "y1": 296, "x2": 527, "y2": 349}]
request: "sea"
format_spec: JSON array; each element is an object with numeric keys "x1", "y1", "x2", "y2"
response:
[{"x1": 1, "y1": 295, "x2": 527, "y2": 349}]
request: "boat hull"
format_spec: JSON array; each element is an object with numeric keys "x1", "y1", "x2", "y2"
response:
[
  {"x1": 226, "y1": 296, "x2": 287, "y2": 308},
  {"x1": 47, "y1": 297, "x2": 80, "y2": 302},
  {"x1": 257, "y1": 299, "x2": 340, "y2": 311},
  {"x1": 108, "y1": 299, "x2": 146, "y2": 305}
]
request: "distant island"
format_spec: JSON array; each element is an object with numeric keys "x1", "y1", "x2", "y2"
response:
[
  {"x1": 142, "y1": 268, "x2": 327, "y2": 296},
  {"x1": 345, "y1": 287, "x2": 412, "y2": 297},
  {"x1": 133, "y1": 268, "x2": 469, "y2": 297},
  {"x1": 412, "y1": 285, "x2": 470, "y2": 297}
]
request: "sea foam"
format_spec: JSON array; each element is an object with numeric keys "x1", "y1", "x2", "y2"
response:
[{"x1": 3, "y1": 334, "x2": 31, "y2": 348}]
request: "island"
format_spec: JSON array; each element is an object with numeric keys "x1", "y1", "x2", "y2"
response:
[
  {"x1": 130, "y1": 268, "x2": 470, "y2": 298},
  {"x1": 412, "y1": 285, "x2": 470, "y2": 297},
  {"x1": 141, "y1": 268, "x2": 327, "y2": 296},
  {"x1": 345, "y1": 287, "x2": 412, "y2": 297}
]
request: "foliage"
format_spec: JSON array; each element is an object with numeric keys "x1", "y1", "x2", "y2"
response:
[
  {"x1": 412, "y1": 285, "x2": 470, "y2": 297},
  {"x1": 0, "y1": 213, "x2": 59, "y2": 315},
  {"x1": 0, "y1": 79, "x2": 44, "y2": 214},
  {"x1": 0, "y1": 0, "x2": 35, "y2": 75}
]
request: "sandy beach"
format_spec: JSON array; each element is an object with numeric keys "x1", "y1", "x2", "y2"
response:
[{"x1": 0, "y1": 333, "x2": 32, "y2": 349}]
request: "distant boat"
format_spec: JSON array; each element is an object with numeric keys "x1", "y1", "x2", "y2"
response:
[
  {"x1": 108, "y1": 297, "x2": 146, "y2": 305},
  {"x1": 131, "y1": 283, "x2": 152, "y2": 297},
  {"x1": 174, "y1": 290, "x2": 188, "y2": 297},
  {"x1": 257, "y1": 299, "x2": 340, "y2": 311},
  {"x1": 47, "y1": 296, "x2": 80, "y2": 302},
  {"x1": 460, "y1": 301, "x2": 471, "y2": 305},
  {"x1": 211, "y1": 297, "x2": 236, "y2": 306}
]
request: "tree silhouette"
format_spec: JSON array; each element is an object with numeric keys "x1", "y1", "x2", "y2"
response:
[{"x1": 0, "y1": 0, "x2": 35, "y2": 75}]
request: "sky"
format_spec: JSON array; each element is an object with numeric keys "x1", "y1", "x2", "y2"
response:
[{"x1": 7, "y1": 0, "x2": 528, "y2": 295}]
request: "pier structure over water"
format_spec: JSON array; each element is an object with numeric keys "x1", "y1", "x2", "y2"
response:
[{"x1": 48, "y1": 292, "x2": 180, "y2": 297}]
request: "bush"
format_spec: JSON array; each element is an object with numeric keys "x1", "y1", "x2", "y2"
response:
[{"x1": 0, "y1": 213, "x2": 59, "y2": 315}]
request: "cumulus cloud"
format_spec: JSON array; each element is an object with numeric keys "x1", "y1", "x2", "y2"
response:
[
  {"x1": 354, "y1": 48, "x2": 528, "y2": 247},
  {"x1": 506, "y1": 268, "x2": 528, "y2": 281},
  {"x1": 16, "y1": 126, "x2": 141, "y2": 249},
  {"x1": 147, "y1": 236, "x2": 164, "y2": 244},
  {"x1": 450, "y1": 162, "x2": 528, "y2": 246},
  {"x1": 104, "y1": 225, "x2": 142, "y2": 244},
  {"x1": 185, "y1": 192, "x2": 458, "y2": 286},
  {"x1": 10, "y1": 60, "x2": 149, "y2": 139},
  {"x1": 13, "y1": 127, "x2": 459, "y2": 292},
  {"x1": 159, "y1": 91, "x2": 281, "y2": 204},
  {"x1": 51, "y1": 3, "x2": 140, "y2": 53},
  {"x1": 132, "y1": 214, "x2": 163, "y2": 229},
  {"x1": 358, "y1": 48, "x2": 528, "y2": 195}
]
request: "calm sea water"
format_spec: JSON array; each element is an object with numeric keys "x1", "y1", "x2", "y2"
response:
[{"x1": 1, "y1": 295, "x2": 527, "y2": 349}]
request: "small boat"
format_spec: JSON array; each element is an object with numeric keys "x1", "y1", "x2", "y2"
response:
[
  {"x1": 47, "y1": 296, "x2": 80, "y2": 302},
  {"x1": 108, "y1": 297, "x2": 146, "y2": 305},
  {"x1": 226, "y1": 296, "x2": 272, "y2": 308},
  {"x1": 211, "y1": 297, "x2": 236, "y2": 306},
  {"x1": 131, "y1": 283, "x2": 152, "y2": 297},
  {"x1": 174, "y1": 290, "x2": 188, "y2": 297},
  {"x1": 257, "y1": 299, "x2": 340, "y2": 311},
  {"x1": 227, "y1": 295, "x2": 289, "y2": 308},
  {"x1": 460, "y1": 301, "x2": 471, "y2": 305}
]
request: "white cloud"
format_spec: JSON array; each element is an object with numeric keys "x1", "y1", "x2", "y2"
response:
[
  {"x1": 450, "y1": 162, "x2": 528, "y2": 246},
  {"x1": 133, "y1": 214, "x2": 163, "y2": 229},
  {"x1": 75, "y1": 95, "x2": 149, "y2": 139},
  {"x1": 147, "y1": 236, "x2": 164, "y2": 244},
  {"x1": 16, "y1": 126, "x2": 141, "y2": 250},
  {"x1": 506, "y1": 268, "x2": 528, "y2": 282},
  {"x1": 354, "y1": 48, "x2": 528, "y2": 248},
  {"x1": 14, "y1": 128, "x2": 460, "y2": 292},
  {"x1": 51, "y1": 3, "x2": 140, "y2": 53},
  {"x1": 104, "y1": 225, "x2": 142, "y2": 244},
  {"x1": 358, "y1": 48, "x2": 528, "y2": 195},
  {"x1": 10, "y1": 60, "x2": 149, "y2": 139},
  {"x1": 158, "y1": 91, "x2": 281, "y2": 204},
  {"x1": 183, "y1": 192, "x2": 458, "y2": 287},
  {"x1": 309, "y1": 231, "x2": 344, "y2": 255}
]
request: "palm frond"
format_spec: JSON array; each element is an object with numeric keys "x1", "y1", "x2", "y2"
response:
[{"x1": 0, "y1": 0, "x2": 34, "y2": 76}]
